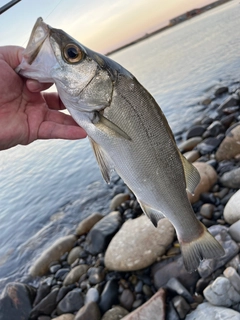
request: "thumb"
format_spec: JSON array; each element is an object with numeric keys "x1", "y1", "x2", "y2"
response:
[{"x1": 0, "y1": 45, "x2": 24, "y2": 69}]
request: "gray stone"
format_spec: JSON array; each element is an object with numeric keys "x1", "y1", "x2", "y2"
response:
[
  {"x1": 220, "y1": 168, "x2": 240, "y2": 189},
  {"x1": 216, "y1": 123, "x2": 240, "y2": 161},
  {"x1": 88, "y1": 266, "x2": 106, "y2": 285},
  {"x1": 217, "y1": 96, "x2": 239, "y2": 113},
  {"x1": 229, "y1": 220, "x2": 240, "y2": 242},
  {"x1": 30, "y1": 288, "x2": 59, "y2": 319},
  {"x1": 196, "y1": 137, "x2": 221, "y2": 154},
  {"x1": 63, "y1": 264, "x2": 89, "y2": 286},
  {"x1": 200, "y1": 203, "x2": 214, "y2": 220},
  {"x1": 186, "y1": 302, "x2": 240, "y2": 320},
  {"x1": 166, "y1": 278, "x2": 193, "y2": 303},
  {"x1": 99, "y1": 280, "x2": 119, "y2": 314},
  {"x1": 198, "y1": 225, "x2": 239, "y2": 278},
  {"x1": 110, "y1": 193, "x2": 130, "y2": 210},
  {"x1": 56, "y1": 288, "x2": 84, "y2": 315},
  {"x1": 102, "y1": 306, "x2": 129, "y2": 320},
  {"x1": 206, "y1": 121, "x2": 225, "y2": 137},
  {"x1": 86, "y1": 211, "x2": 122, "y2": 255},
  {"x1": 74, "y1": 301, "x2": 101, "y2": 320},
  {"x1": 67, "y1": 246, "x2": 83, "y2": 265},
  {"x1": 214, "y1": 86, "x2": 228, "y2": 96},
  {"x1": 53, "y1": 315, "x2": 74, "y2": 320},
  {"x1": 29, "y1": 235, "x2": 77, "y2": 277},
  {"x1": 121, "y1": 288, "x2": 165, "y2": 320},
  {"x1": 178, "y1": 137, "x2": 202, "y2": 153},
  {"x1": 85, "y1": 287, "x2": 100, "y2": 304},
  {"x1": 186, "y1": 125, "x2": 206, "y2": 139},
  {"x1": 105, "y1": 215, "x2": 175, "y2": 271},
  {"x1": 172, "y1": 295, "x2": 191, "y2": 319},
  {"x1": 224, "y1": 267, "x2": 240, "y2": 294},
  {"x1": 224, "y1": 190, "x2": 240, "y2": 224},
  {"x1": 119, "y1": 289, "x2": 135, "y2": 311},
  {"x1": 203, "y1": 276, "x2": 240, "y2": 307},
  {"x1": 75, "y1": 213, "x2": 104, "y2": 236}
]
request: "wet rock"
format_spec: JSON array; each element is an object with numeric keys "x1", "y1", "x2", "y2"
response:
[
  {"x1": 55, "y1": 268, "x2": 70, "y2": 281},
  {"x1": 229, "y1": 220, "x2": 240, "y2": 242},
  {"x1": 214, "y1": 86, "x2": 228, "y2": 96},
  {"x1": 56, "y1": 288, "x2": 84, "y2": 315},
  {"x1": 75, "y1": 213, "x2": 104, "y2": 236},
  {"x1": 166, "y1": 301, "x2": 180, "y2": 320},
  {"x1": 223, "y1": 190, "x2": 240, "y2": 224},
  {"x1": 166, "y1": 278, "x2": 193, "y2": 303},
  {"x1": 200, "y1": 203, "x2": 215, "y2": 220},
  {"x1": 99, "y1": 280, "x2": 119, "y2": 314},
  {"x1": 186, "y1": 125, "x2": 206, "y2": 139},
  {"x1": 205, "y1": 121, "x2": 225, "y2": 137},
  {"x1": 216, "y1": 123, "x2": 240, "y2": 161},
  {"x1": 67, "y1": 246, "x2": 83, "y2": 265},
  {"x1": 186, "y1": 302, "x2": 240, "y2": 319},
  {"x1": 63, "y1": 264, "x2": 89, "y2": 286},
  {"x1": 217, "y1": 96, "x2": 239, "y2": 114},
  {"x1": 188, "y1": 162, "x2": 217, "y2": 204},
  {"x1": 29, "y1": 235, "x2": 77, "y2": 277},
  {"x1": 119, "y1": 289, "x2": 135, "y2": 311},
  {"x1": 85, "y1": 287, "x2": 100, "y2": 304},
  {"x1": 102, "y1": 306, "x2": 129, "y2": 320},
  {"x1": 110, "y1": 193, "x2": 130, "y2": 210},
  {"x1": 203, "y1": 276, "x2": 240, "y2": 306},
  {"x1": 85, "y1": 211, "x2": 122, "y2": 255},
  {"x1": 196, "y1": 137, "x2": 222, "y2": 154},
  {"x1": 54, "y1": 315, "x2": 74, "y2": 320},
  {"x1": 105, "y1": 216, "x2": 174, "y2": 271},
  {"x1": 172, "y1": 295, "x2": 191, "y2": 320},
  {"x1": 56, "y1": 285, "x2": 76, "y2": 304},
  {"x1": 88, "y1": 266, "x2": 106, "y2": 285},
  {"x1": 74, "y1": 301, "x2": 101, "y2": 320},
  {"x1": 121, "y1": 288, "x2": 165, "y2": 320},
  {"x1": 224, "y1": 267, "x2": 240, "y2": 294},
  {"x1": 30, "y1": 288, "x2": 59, "y2": 319},
  {"x1": 183, "y1": 150, "x2": 200, "y2": 163},
  {"x1": 178, "y1": 137, "x2": 202, "y2": 153},
  {"x1": 198, "y1": 225, "x2": 239, "y2": 278},
  {"x1": 0, "y1": 282, "x2": 35, "y2": 320},
  {"x1": 220, "y1": 167, "x2": 240, "y2": 189},
  {"x1": 33, "y1": 281, "x2": 51, "y2": 307}
]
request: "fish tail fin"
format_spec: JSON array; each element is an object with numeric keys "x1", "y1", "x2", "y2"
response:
[{"x1": 179, "y1": 222, "x2": 225, "y2": 272}]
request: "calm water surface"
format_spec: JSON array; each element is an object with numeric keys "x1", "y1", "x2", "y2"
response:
[{"x1": 0, "y1": 0, "x2": 239, "y2": 288}]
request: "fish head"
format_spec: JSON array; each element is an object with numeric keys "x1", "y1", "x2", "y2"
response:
[{"x1": 17, "y1": 17, "x2": 131, "y2": 112}]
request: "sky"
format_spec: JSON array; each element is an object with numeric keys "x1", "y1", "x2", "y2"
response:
[{"x1": 0, "y1": 0, "x2": 217, "y2": 54}]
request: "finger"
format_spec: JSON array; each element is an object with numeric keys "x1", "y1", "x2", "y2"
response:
[
  {"x1": 43, "y1": 92, "x2": 66, "y2": 110},
  {"x1": 45, "y1": 109, "x2": 80, "y2": 126},
  {"x1": 0, "y1": 46, "x2": 24, "y2": 69},
  {"x1": 38, "y1": 122, "x2": 87, "y2": 140},
  {"x1": 26, "y1": 79, "x2": 53, "y2": 92}
]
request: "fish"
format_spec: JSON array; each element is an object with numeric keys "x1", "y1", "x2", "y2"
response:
[{"x1": 16, "y1": 17, "x2": 224, "y2": 272}]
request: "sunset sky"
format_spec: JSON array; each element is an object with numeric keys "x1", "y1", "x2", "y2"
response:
[{"x1": 0, "y1": 0, "x2": 218, "y2": 53}]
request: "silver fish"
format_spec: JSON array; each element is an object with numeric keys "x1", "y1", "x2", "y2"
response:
[{"x1": 17, "y1": 18, "x2": 224, "y2": 271}]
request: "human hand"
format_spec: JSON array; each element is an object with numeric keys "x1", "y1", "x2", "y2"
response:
[{"x1": 0, "y1": 45, "x2": 87, "y2": 151}]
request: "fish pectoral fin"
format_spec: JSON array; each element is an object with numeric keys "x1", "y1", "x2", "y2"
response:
[
  {"x1": 95, "y1": 113, "x2": 131, "y2": 141},
  {"x1": 138, "y1": 200, "x2": 165, "y2": 227},
  {"x1": 180, "y1": 153, "x2": 200, "y2": 195},
  {"x1": 89, "y1": 137, "x2": 114, "y2": 183}
]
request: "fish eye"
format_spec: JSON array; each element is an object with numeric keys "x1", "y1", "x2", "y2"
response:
[{"x1": 63, "y1": 43, "x2": 83, "y2": 63}]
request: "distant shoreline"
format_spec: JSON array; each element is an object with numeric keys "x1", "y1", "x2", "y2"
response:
[{"x1": 106, "y1": 0, "x2": 233, "y2": 56}]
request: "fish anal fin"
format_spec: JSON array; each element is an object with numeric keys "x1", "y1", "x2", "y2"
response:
[
  {"x1": 89, "y1": 137, "x2": 114, "y2": 183},
  {"x1": 180, "y1": 153, "x2": 200, "y2": 195},
  {"x1": 138, "y1": 200, "x2": 165, "y2": 227},
  {"x1": 178, "y1": 222, "x2": 225, "y2": 272}
]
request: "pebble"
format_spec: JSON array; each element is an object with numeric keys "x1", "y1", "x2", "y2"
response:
[
  {"x1": 33, "y1": 281, "x2": 51, "y2": 307},
  {"x1": 224, "y1": 267, "x2": 240, "y2": 294},
  {"x1": 110, "y1": 193, "x2": 130, "y2": 210},
  {"x1": 29, "y1": 235, "x2": 77, "y2": 277},
  {"x1": 30, "y1": 287, "x2": 59, "y2": 319},
  {"x1": 166, "y1": 278, "x2": 193, "y2": 303},
  {"x1": 216, "y1": 124, "x2": 240, "y2": 161},
  {"x1": 217, "y1": 95, "x2": 239, "y2": 114},
  {"x1": 104, "y1": 216, "x2": 175, "y2": 271},
  {"x1": 186, "y1": 302, "x2": 240, "y2": 319},
  {"x1": 88, "y1": 266, "x2": 106, "y2": 285},
  {"x1": 214, "y1": 86, "x2": 228, "y2": 96},
  {"x1": 183, "y1": 150, "x2": 200, "y2": 163},
  {"x1": 74, "y1": 301, "x2": 101, "y2": 320},
  {"x1": 196, "y1": 137, "x2": 222, "y2": 154},
  {"x1": 120, "y1": 289, "x2": 135, "y2": 311},
  {"x1": 178, "y1": 137, "x2": 203, "y2": 153},
  {"x1": 85, "y1": 287, "x2": 100, "y2": 304},
  {"x1": 220, "y1": 167, "x2": 240, "y2": 189},
  {"x1": 56, "y1": 288, "x2": 84, "y2": 315},
  {"x1": 172, "y1": 295, "x2": 191, "y2": 320},
  {"x1": 101, "y1": 306, "x2": 129, "y2": 320},
  {"x1": 63, "y1": 264, "x2": 89, "y2": 286},
  {"x1": 75, "y1": 213, "x2": 104, "y2": 236},
  {"x1": 50, "y1": 315, "x2": 74, "y2": 320},
  {"x1": 200, "y1": 203, "x2": 215, "y2": 219},
  {"x1": 99, "y1": 280, "x2": 119, "y2": 314},
  {"x1": 223, "y1": 190, "x2": 240, "y2": 224},
  {"x1": 67, "y1": 246, "x2": 83, "y2": 265},
  {"x1": 186, "y1": 125, "x2": 206, "y2": 139},
  {"x1": 229, "y1": 220, "x2": 240, "y2": 242}
]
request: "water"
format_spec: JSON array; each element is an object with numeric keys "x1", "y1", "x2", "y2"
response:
[{"x1": 0, "y1": 0, "x2": 239, "y2": 288}]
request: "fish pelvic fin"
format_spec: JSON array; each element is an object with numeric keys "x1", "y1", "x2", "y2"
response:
[
  {"x1": 179, "y1": 153, "x2": 200, "y2": 195},
  {"x1": 178, "y1": 222, "x2": 225, "y2": 272},
  {"x1": 138, "y1": 200, "x2": 165, "y2": 227}
]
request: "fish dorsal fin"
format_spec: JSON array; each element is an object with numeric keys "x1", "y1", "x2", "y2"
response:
[
  {"x1": 89, "y1": 137, "x2": 114, "y2": 183},
  {"x1": 95, "y1": 113, "x2": 131, "y2": 141},
  {"x1": 179, "y1": 153, "x2": 200, "y2": 195},
  {"x1": 138, "y1": 200, "x2": 165, "y2": 227}
]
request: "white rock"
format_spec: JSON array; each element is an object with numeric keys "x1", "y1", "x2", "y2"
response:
[{"x1": 224, "y1": 190, "x2": 240, "y2": 224}]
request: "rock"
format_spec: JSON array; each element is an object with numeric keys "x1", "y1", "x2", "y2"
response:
[
  {"x1": 198, "y1": 225, "x2": 239, "y2": 278},
  {"x1": 85, "y1": 287, "x2": 100, "y2": 304},
  {"x1": 166, "y1": 278, "x2": 193, "y2": 303},
  {"x1": 99, "y1": 280, "x2": 119, "y2": 314},
  {"x1": 217, "y1": 96, "x2": 239, "y2": 114},
  {"x1": 216, "y1": 123, "x2": 240, "y2": 161},
  {"x1": 224, "y1": 267, "x2": 240, "y2": 294},
  {"x1": 88, "y1": 266, "x2": 106, "y2": 285},
  {"x1": 223, "y1": 190, "x2": 240, "y2": 224},
  {"x1": 53, "y1": 315, "x2": 75, "y2": 320},
  {"x1": 196, "y1": 137, "x2": 222, "y2": 154},
  {"x1": 56, "y1": 288, "x2": 84, "y2": 315},
  {"x1": 203, "y1": 276, "x2": 240, "y2": 306},
  {"x1": 75, "y1": 213, "x2": 104, "y2": 236},
  {"x1": 229, "y1": 220, "x2": 240, "y2": 242},
  {"x1": 166, "y1": 301, "x2": 180, "y2": 320},
  {"x1": 188, "y1": 162, "x2": 218, "y2": 204},
  {"x1": 152, "y1": 256, "x2": 199, "y2": 292},
  {"x1": 110, "y1": 193, "x2": 130, "y2": 210},
  {"x1": 55, "y1": 268, "x2": 70, "y2": 281},
  {"x1": 50, "y1": 263, "x2": 61, "y2": 274},
  {"x1": 205, "y1": 121, "x2": 225, "y2": 137},
  {"x1": 30, "y1": 288, "x2": 59, "y2": 319},
  {"x1": 33, "y1": 281, "x2": 51, "y2": 306},
  {"x1": 186, "y1": 302, "x2": 240, "y2": 319},
  {"x1": 63, "y1": 264, "x2": 89, "y2": 286},
  {"x1": 67, "y1": 246, "x2": 83, "y2": 265},
  {"x1": 178, "y1": 137, "x2": 202, "y2": 153},
  {"x1": 119, "y1": 289, "x2": 135, "y2": 311},
  {"x1": 200, "y1": 203, "x2": 215, "y2": 220},
  {"x1": 172, "y1": 295, "x2": 191, "y2": 319},
  {"x1": 121, "y1": 288, "x2": 165, "y2": 320},
  {"x1": 29, "y1": 235, "x2": 77, "y2": 277},
  {"x1": 74, "y1": 301, "x2": 101, "y2": 320},
  {"x1": 220, "y1": 167, "x2": 240, "y2": 189},
  {"x1": 56, "y1": 285, "x2": 76, "y2": 304},
  {"x1": 105, "y1": 216, "x2": 174, "y2": 271},
  {"x1": 85, "y1": 211, "x2": 122, "y2": 255},
  {"x1": 183, "y1": 150, "x2": 200, "y2": 163},
  {"x1": 214, "y1": 86, "x2": 228, "y2": 96},
  {"x1": 186, "y1": 125, "x2": 206, "y2": 139},
  {"x1": 102, "y1": 306, "x2": 129, "y2": 320},
  {"x1": 0, "y1": 282, "x2": 35, "y2": 320}
]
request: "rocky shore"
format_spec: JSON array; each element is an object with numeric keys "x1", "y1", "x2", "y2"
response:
[{"x1": 1, "y1": 82, "x2": 240, "y2": 320}]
